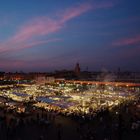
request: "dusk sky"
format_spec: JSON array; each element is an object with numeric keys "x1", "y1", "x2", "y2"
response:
[{"x1": 0, "y1": 0, "x2": 140, "y2": 72}]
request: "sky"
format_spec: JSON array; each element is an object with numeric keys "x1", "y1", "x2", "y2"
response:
[{"x1": 0, "y1": 0, "x2": 140, "y2": 72}]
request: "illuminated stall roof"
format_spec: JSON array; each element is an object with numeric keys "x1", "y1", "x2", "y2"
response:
[
  {"x1": 12, "y1": 92, "x2": 29, "y2": 97},
  {"x1": 37, "y1": 97, "x2": 54, "y2": 103}
]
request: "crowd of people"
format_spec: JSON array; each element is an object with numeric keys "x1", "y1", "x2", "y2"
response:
[
  {"x1": 0, "y1": 98, "x2": 140, "y2": 140},
  {"x1": 0, "y1": 84, "x2": 140, "y2": 140}
]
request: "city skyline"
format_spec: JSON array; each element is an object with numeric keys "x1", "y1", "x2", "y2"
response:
[{"x1": 0, "y1": 0, "x2": 140, "y2": 72}]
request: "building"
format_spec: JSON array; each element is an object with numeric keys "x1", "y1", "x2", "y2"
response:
[{"x1": 74, "y1": 63, "x2": 80, "y2": 76}]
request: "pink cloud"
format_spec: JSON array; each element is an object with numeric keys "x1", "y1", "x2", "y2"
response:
[
  {"x1": 61, "y1": 3, "x2": 93, "y2": 23},
  {"x1": 15, "y1": 38, "x2": 61, "y2": 50},
  {"x1": 0, "y1": 38, "x2": 60, "y2": 55},
  {"x1": 61, "y1": 1, "x2": 115, "y2": 23},
  {"x1": 0, "y1": 1, "x2": 115, "y2": 56},
  {"x1": 0, "y1": 2, "x2": 93, "y2": 54},
  {"x1": 10, "y1": 3, "x2": 94, "y2": 44},
  {"x1": 10, "y1": 18, "x2": 62, "y2": 43},
  {"x1": 0, "y1": 1, "x2": 116, "y2": 71},
  {"x1": 8, "y1": 1, "x2": 115, "y2": 45},
  {"x1": 112, "y1": 35, "x2": 140, "y2": 46}
]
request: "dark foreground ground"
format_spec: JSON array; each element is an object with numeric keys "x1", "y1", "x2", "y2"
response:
[{"x1": 0, "y1": 102, "x2": 140, "y2": 140}]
